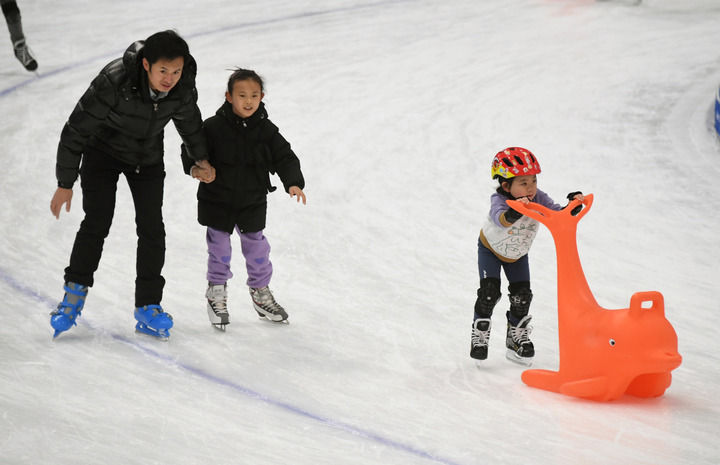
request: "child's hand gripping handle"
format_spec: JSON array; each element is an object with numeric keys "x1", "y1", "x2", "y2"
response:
[{"x1": 506, "y1": 193, "x2": 594, "y2": 228}]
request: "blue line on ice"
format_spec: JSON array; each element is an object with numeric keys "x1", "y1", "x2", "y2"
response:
[
  {"x1": 0, "y1": 2, "x2": 469, "y2": 463},
  {"x1": 1, "y1": 268, "x2": 467, "y2": 465}
]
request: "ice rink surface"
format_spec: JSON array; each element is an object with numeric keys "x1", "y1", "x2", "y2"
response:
[{"x1": 1, "y1": 1, "x2": 719, "y2": 464}]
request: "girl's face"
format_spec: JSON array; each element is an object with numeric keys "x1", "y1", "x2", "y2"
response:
[
  {"x1": 226, "y1": 79, "x2": 264, "y2": 119},
  {"x1": 503, "y1": 174, "x2": 538, "y2": 200}
]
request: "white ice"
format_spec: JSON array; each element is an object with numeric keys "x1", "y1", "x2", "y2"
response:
[{"x1": 1, "y1": 0, "x2": 719, "y2": 464}]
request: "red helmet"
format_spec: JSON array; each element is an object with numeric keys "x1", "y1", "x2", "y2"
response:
[{"x1": 491, "y1": 147, "x2": 541, "y2": 179}]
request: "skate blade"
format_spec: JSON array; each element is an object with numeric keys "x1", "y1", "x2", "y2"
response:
[
  {"x1": 505, "y1": 350, "x2": 533, "y2": 366},
  {"x1": 256, "y1": 313, "x2": 289, "y2": 324},
  {"x1": 211, "y1": 322, "x2": 228, "y2": 331},
  {"x1": 253, "y1": 305, "x2": 288, "y2": 323},
  {"x1": 135, "y1": 322, "x2": 170, "y2": 340},
  {"x1": 256, "y1": 311, "x2": 289, "y2": 323}
]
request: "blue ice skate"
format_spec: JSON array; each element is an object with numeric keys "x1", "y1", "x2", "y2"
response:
[
  {"x1": 134, "y1": 304, "x2": 173, "y2": 339},
  {"x1": 50, "y1": 282, "x2": 88, "y2": 338}
]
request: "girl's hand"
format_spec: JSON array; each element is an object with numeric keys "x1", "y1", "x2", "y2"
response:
[
  {"x1": 191, "y1": 160, "x2": 216, "y2": 183},
  {"x1": 566, "y1": 191, "x2": 585, "y2": 216},
  {"x1": 566, "y1": 191, "x2": 584, "y2": 202},
  {"x1": 289, "y1": 186, "x2": 306, "y2": 205}
]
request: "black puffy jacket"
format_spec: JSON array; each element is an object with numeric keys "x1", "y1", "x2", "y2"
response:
[
  {"x1": 181, "y1": 101, "x2": 305, "y2": 234},
  {"x1": 56, "y1": 41, "x2": 207, "y2": 188}
]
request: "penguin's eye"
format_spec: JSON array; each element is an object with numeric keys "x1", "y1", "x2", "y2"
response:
[{"x1": 609, "y1": 339, "x2": 616, "y2": 347}]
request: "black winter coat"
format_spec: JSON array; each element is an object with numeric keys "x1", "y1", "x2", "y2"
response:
[
  {"x1": 182, "y1": 101, "x2": 305, "y2": 234},
  {"x1": 56, "y1": 41, "x2": 207, "y2": 188}
]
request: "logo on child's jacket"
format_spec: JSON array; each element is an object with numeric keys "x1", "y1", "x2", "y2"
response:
[{"x1": 491, "y1": 220, "x2": 538, "y2": 259}]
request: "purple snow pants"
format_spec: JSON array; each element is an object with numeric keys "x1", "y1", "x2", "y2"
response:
[{"x1": 206, "y1": 227, "x2": 272, "y2": 288}]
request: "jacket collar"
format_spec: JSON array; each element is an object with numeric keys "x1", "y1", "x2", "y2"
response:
[{"x1": 217, "y1": 100, "x2": 268, "y2": 128}]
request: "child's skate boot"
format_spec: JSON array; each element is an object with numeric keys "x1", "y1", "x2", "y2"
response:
[
  {"x1": 470, "y1": 278, "x2": 501, "y2": 361},
  {"x1": 470, "y1": 318, "x2": 492, "y2": 360},
  {"x1": 206, "y1": 283, "x2": 230, "y2": 330},
  {"x1": 505, "y1": 314, "x2": 534, "y2": 366},
  {"x1": 13, "y1": 39, "x2": 37, "y2": 71},
  {"x1": 249, "y1": 286, "x2": 288, "y2": 322},
  {"x1": 134, "y1": 304, "x2": 173, "y2": 339},
  {"x1": 505, "y1": 283, "x2": 534, "y2": 365},
  {"x1": 50, "y1": 282, "x2": 88, "y2": 338}
]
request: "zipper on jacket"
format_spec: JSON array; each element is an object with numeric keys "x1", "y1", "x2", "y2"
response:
[{"x1": 145, "y1": 102, "x2": 159, "y2": 139}]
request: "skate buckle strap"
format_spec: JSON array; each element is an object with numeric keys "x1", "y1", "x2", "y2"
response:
[
  {"x1": 50, "y1": 283, "x2": 88, "y2": 338},
  {"x1": 55, "y1": 283, "x2": 88, "y2": 314}
]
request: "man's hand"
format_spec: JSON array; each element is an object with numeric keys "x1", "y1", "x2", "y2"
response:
[
  {"x1": 51, "y1": 187, "x2": 73, "y2": 219},
  {"x1": 289, "y1": 186, "x2": 306, "y2": 205}
]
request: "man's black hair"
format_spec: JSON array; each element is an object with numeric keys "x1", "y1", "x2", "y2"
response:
[{"x1": 143, "y1": 30, "x2": 189, "y2": 65}]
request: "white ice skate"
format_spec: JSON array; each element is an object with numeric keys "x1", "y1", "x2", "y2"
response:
[
  {"x1": 249, "y1": 286, "x2": 288, "y2": 323},
  {"x1": 206, "y1": 284, "x2": 230, "y2": 330}
]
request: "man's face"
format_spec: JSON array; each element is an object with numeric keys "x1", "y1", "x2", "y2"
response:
[{"x1": 143, "y1": 56, "x2": 184, "y2": 93}]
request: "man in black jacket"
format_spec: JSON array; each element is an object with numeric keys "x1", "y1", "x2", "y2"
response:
[{"x1": 49, "y1": 30, "x2": 214, "y2": 339}]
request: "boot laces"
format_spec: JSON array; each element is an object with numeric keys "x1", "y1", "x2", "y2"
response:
[
  {"x1": 253, "y1": 287, "x2": 283, "y2": 313},
  {"x1": 207, "y1": 285, "x2": 227, "y2": 312},
  {"x1": 510, "y1": 316, "x2": 533, "y2": 344},
  {"x1": 471, "y1": 319, "x2": 491, "y2": 346}
]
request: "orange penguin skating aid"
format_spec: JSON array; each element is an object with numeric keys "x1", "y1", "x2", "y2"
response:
[{"x1": 506, "y1": 194, "x2": 682, "y2": 401}]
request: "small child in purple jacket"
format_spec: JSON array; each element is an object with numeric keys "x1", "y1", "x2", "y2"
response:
[{"x1": 471, "y1": 147, "x2": 583, "y2": 365}]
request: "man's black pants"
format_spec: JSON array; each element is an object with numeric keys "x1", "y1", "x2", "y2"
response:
[{"x1": 64, "y1": 148, "x2": 166, "y2": 308}]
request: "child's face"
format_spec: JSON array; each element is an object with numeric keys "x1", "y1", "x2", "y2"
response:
[
  {"x1": 226, "y1": 79, "x2": 264, "y2": 119},
  {"x1": 143, "y1": 57, "x2": 184, "y2": 93},
  {"x1": 503, "y1": 174, "x2": 538, "y2": 200}
]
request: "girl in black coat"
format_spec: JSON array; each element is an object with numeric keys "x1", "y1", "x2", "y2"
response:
[{"x1": 182, "y1": 68, "x2": 305, "y2": 328}]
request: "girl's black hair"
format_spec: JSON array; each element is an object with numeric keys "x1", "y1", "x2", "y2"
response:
[
  {"x1": 143, "y1": 30, "x2": 189, "y2": 65},
  {"x1": 496, "y1": 177, "x2": 515, "y2": 198},
  {"x1": 227, "y1": 68, "x2": 264, "y2": 94}
]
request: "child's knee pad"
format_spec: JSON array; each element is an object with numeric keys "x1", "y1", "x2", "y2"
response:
[
  {"x1": 475, "y1": 277, "x2": 501, "y2": 318},
  {"x1": 508, "y1": 281, "x2": 533, "y2": 320}
]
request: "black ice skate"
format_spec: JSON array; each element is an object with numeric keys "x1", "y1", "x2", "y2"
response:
[
  {"x1": 206, "y1": 283, "x2": 230, "y2": 330},
  {"x1": 470, "y1": 318, "x2": 492, "y2": 361},
  {"x1": 249, "y1": 286, "x2": 288, "y2": 323},
  {"x1": 13, "y1": 39, "x2": 37, "y2": 72},
  {"x1": 505, "y1": 315, "x2": 534, "y2": 366}
]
